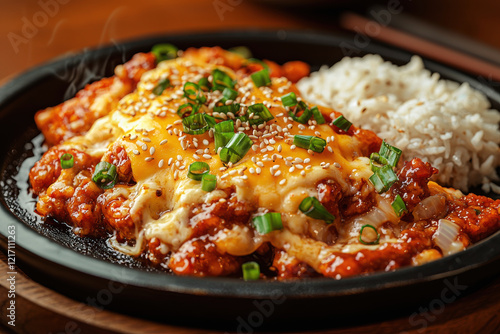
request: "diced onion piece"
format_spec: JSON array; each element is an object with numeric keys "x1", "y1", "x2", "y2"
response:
[
  {"x1": 413, "y1": 194, "x2": 447, "y2": 221},
  {"x1": 433, "y1": 219, "x2": 464, "y2": 255}
]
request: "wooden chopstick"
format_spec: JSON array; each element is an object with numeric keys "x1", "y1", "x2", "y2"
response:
[{"x1": 339, "y1": 12, "x2": 500, "y2": 82}]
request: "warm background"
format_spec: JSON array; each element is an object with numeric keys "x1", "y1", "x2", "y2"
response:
[{"x1": 1, "y1": 0, "x2": 500, "y2": 81}]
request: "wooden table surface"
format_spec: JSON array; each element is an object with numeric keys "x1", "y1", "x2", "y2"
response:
[{"x1": 1, "y1": 0, "x2": 500, "y2": 333}]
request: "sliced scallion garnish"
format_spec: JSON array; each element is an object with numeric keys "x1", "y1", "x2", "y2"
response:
[
  {"x1": 293, "y1": 135, "x2": 326, "y2": 153},
  {"x1": 288, "y1": 101, "x2": 312, "y2": 124},
  {"x1": 251, "y1": 69, "x2": 271, "y2": 87},
  {"x1": 151, "y1": 43, "x2": 178, "y2": 62},
  {"x1": 214, "y1": 120, "x2": 235, "y2": 151},
  {"x1": 152, "y1": 78, "x2": 171, "y2": 96},
  {"x1": 369, "y1": 165, "x2": 398, "y2": 193},
  {"x1": 219, "y1": 133, "x2": 253, "y2": 164},
  {"x1": 212, "y1": 69, "x2": 235, "y2": 91},
  {"x1": 177, "y1": 103, "x2": 199, "y2": 118},
  {"x1": 359, "y1": 224, "x2": 380, "y2": 245},
  {"x1": 221, "y1": 87, "x2": 238, "y2": 103},
  {"x1": 187, "y1": 162, "x2": 210, "y2": 181},
  {"x1": 332, "y1": 115, "x2": 352, "y2": 132},
  {"x1": 247, "y1": 103, "x2": 274, "y2": 125},
  {"x1": 92, "y1": 161, "x2": 117, "y2": 189},
  {"x1": 183, "y1": 82, "x2": 206, "y2": 104},
  {"x1": 242, "y1": 261, "x2": 260, "y2": 281},
  {"x1": 198, "y1": 77, "x2": 211, "y2": 91},
  {"x1": 60, "y1": 153, "x2": 74, "y2": 169},
  {"x1": 214, "y1": 103, "x2": 240, "y2": 115},
  {"x1": 391, "y1": 194, "x2": 407, "y2": 217},
  {"x1": 201, "y1": 173, "x2": 217, "y2": 192},
  {"x1": 182, "y1": 113, "x2": 209, "y2": 135},
  {"x1": 310, "y1": 106, "x2": 326, "y2": 124},
  {"x1": 379, "y1": 140, "x2": 402, "y2": 167},
  {"x1": 299, "y1": 197, "x2": 335, "y2": 224},
  {"x1": 280, "y1": 92, "x2": 297, "y2": 107},
  {"x1": 252, "y1": 212, "x2": 283, "y2": 234}
]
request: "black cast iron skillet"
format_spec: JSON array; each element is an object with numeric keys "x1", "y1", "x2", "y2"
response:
[{"x1": 0, "y1": 30, "x2": 499, "y2": 332}]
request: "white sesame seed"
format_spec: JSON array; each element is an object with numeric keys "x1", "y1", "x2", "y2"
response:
[
  {"x1": 305, "y1": 165, "x2": 312, "y2": 170},
  {"x1": 307, "y1": 149, "x2": 314, "y2": 155},
  {"x1": 221, "y1": 174, "x2": 228, "y2": 179},
  {"x1": 328, "y1": 146, "x2": 333, "y2": 153},
  {"x1": 274, "y1": 170, "x2": 282, "y2": 177},
  {"x1": 168, "y1": 157, "x2": 173, "y2": 166},
  {"x1": 241, "y1": 175, "x2": 248, "y2": 180},
  {"x1": 298, "y1": 124, "x2": 306, "y2": 130},
  {"x1": 160, "y1": 139, "x2": 168, "y2": 145},
  {"x1": 178, "y1": 165, "x2": 186, "y2": 170},
  {"x1": 279, "y1": 179, "x2": 286, "y2": 185},
  {"x1": 334, "y1": 162, "x2": 341, "y2": 168},
  {"x1": 173, "y1": 120, "x2": 182, "y2": 125},
  {"x1": 150, "y1": 147, "x2": 155, "y2": 155},
  {"x1": 289, "y1": 166, "x2": 295, "y2": 172},
  {"x1": 158, "y1": 159, "x2": 164, "y2": 168},
  {"x1": 261, "y1": 148, "x2": 268, "y2": 153},
  {"x1": 272, "y1": 165, "x2": 280, "y2": 170},
  {"x1": 249, "y1": 168, "x2": 255, "y2": 174},
  {"x1": 174, "y1": 170, "x2": 179, "y2": 179},
  {"x1": 145, "y1": 157, "x2": 154, "y2": 162},
  {"x1": 203, "y1": 154, "x2": 212, "y2": 160},
  {"x1": 193, "y1": 154, "x2": 200, "y2": 160},
  {"x1": 256, "y1": 161, "x2": 264, "y2": 167},
  {"x1": 203, "y1": 139, "x2": 209, "y2": 146},
  {"x1": 300, "y1": 170, "x2": 306, "y2": 176},
  {"x1": 294, "y1": 158, "x2": 303, "y2": 163},
  {"x1": 304, "y1": 158, "x2": 311, "y2": 163},
  {"x1": 290, "y1": 145, "x2": 296, "y2": 150},
  {"x1": 177, "y1": 155, "x2": 183, "y2": 161},
  {"x1": 229, "y1": 170, "x2": 237, "y2": 176},
  {"x1": 130, "y1": 134, "x2": 138, "y2": 140},
  {"x1": 143, "y1": 138, "x2": 151, "y2": 142},
  {"x1": 133, "y1": 150, "x2": 140, "y2": 155},
  {"x1": 256, "y1": 167, "x2": 262, "y2": 174},
  {"x1": 295, "y1": 164, "x2": 304, "y2": 170},
  {"x1": 141, "y1": 144, "x2": 148, "y2": 151}
]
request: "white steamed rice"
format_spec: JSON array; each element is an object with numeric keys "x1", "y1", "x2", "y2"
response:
[{"x1": 297, "y1": 54, "x2": 500, "y2": 194}]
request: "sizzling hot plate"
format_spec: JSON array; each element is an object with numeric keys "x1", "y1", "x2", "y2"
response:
[{"x1": 0, "y1": 30, "x2": 499, "y2": 331}]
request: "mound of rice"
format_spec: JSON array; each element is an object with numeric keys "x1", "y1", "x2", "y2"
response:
[{"x1": 297, "y1": 55, "x2": 500, "y2": 194}]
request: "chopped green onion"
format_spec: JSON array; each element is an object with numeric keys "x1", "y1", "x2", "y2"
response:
[
  {"x1": 221, "y1": 87, "x2": 238, "y2": 103},
  {"x1": 253, "y1": 212, "x2": 283, "y2": 234},
  {"x1": 299, "y1": 196, "x2": 335, "y2": 224},
  {"x1": 359, "y1": 224, "x2": 380, "y2": 245},
  {"x1": 251, "y1": 69, "x2": 271, "y2": 87},
  {"x1": 198, "y1": 77, "x2": 211, "y2": 91},
  {"x1": 201, "y1": 173, "x2": 217, "y2": 192},
  {"x1": 177, "y1": 103, "x2": 199, "y2": 118},
  {"x1": 247, "y1": 103, "x2": 274, "y2": 125},
  {"x1": 311, "y1": 106, "x2": 326, "y2": 124},
  {"x1": 280, "y1": 92, "x2": 297, "y2": 107},
  {"x1": 369, "y1": 152, "x2": 389, "y2": 172},
  {"x1": 60, "y1": 153, "x2": 74, "y2": 169},
  {"x1": 151, "y1": 43, "x2": 178, "y2": 62},
  {"x1": 293, "y1": 135, "x2": 326, "y2": 153},
  {"x1": 242, "y1": 261, "x2": 260, "y2": 281},
  {"x1": 214, "y1": 120, "x2": 235, "y2": 151},
  {"x1": 369, "y1": 165, "x2": 398, "y2": 193},
  {"x1": 214, "y1": 103, "x2": 240, "y2": 114},
  {"x1": 182, "y1": 113, "x2": 209, "y2": 135},
  {"x1": 212, "y1": 69, "x2": 235, "y2": 91},
  {"x1": 203, "y1": 114, "x2": 217, "y2": 128},
  {"x1": 219, "y1": 133, "x2": 253, "y2": 164},
  {"x1": 289, "y1": 101, "x2": 312, "y2": 124},
  {"x1": 229, "y1": 46, "x2": 252, "y2": 59},
  {"x1": 152, "y1": 78, "x2": 171, "y2": 95},
  {"x1": 92, "y1": 161, "x2": 117, "y2": 189},
  {"x1": 187, "y1": 162, "x2": 210, "y2": 181},
  {"x1": 332, "y1": 115, "x2": 352, "y2": 132},
  {"x1": 379, "y1": 140, "x2": 402, "y2": 167},
  {"x1": 183, "y1": 82, "x2": 206, "y2": 104},
  {"x1": 391, "y1": 195, "x2": 407, "y2": 217}
]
